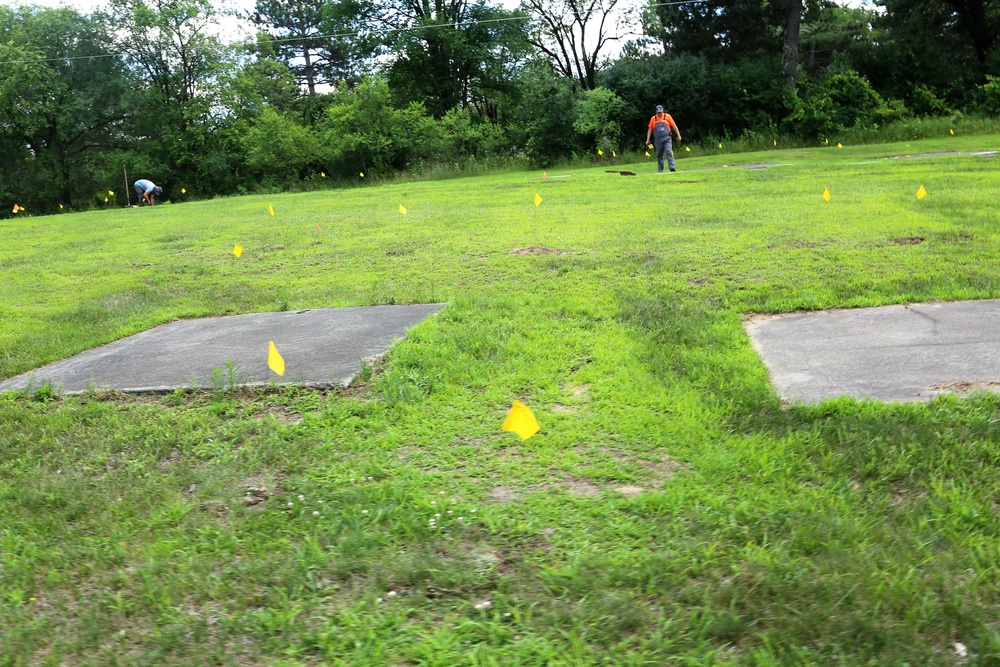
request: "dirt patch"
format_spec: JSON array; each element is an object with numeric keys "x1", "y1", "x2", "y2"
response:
[
  {"x1": 241, "y1": 471, "x2": 283, "y2": 507},
  {"x1": 613, "y1": 485, "x2": 645, "y2": 497},
  {"x1": 509, "y1": 246, "x2": 571, "y2": 256},
  {"x1": 929, "y1": 381, "x2": 1000, "y2": 395},
  {"x1": 605, "y1": 170, "x2": 637, "y2": 176},
  {"x1": 488, "y1": 486, "x2": 522, "y2": 503},
  {"x1": 642, "y1": 456, "x2": 688, "y2": 485},
  {"x1": 892, "y1": 236, "x2": 925, "y2": 246},
  {"x1": 688, "y1": 279, "x2": 713, "y2": 286},
  {"x1": 551, "y1": 403, "x2": 577, "y2": 414},
  {"x1": 561, "y1": 479, "x2": 602, "y2": 497}
]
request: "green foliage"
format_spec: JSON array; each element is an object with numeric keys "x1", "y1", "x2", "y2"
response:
[
  {"x1": 572, "y1": 87, "x2": 626, "y2": 152},
  {"x1": 981, "y1": 75, "x2": 1000, "y2": 115},
  {"x1": 242, "y1": 107, "x2": 320, "y2": 183},
  {"x1": 908, "y1": 84, "x2": 950, "y2": 117},
  {"x1": 515, "y1": 61, "x2": 583, "y2": 166}
]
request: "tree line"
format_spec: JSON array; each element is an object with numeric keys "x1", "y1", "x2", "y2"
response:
[{"x1": 1, "y1": 0, "x2": 998, "y2": 213}]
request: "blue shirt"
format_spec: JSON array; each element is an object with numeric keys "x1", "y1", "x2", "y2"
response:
[{"x1": 134, "y1": 179, "x2": 155, "y2": 193}]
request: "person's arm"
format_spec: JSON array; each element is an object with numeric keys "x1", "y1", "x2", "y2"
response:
[
  {"x1": 143, "y1": 190, "x2": 153, "y2": 206},
  {"x1": 645, "y1": 120, "x2": 652, "y2": 146},
  {"x1": 673, "y1": 120, "x2": 682, "y2": 143}
]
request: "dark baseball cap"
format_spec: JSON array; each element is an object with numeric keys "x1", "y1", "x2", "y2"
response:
[{"x1": 655, "y1": 104, "x2": 664, "y2": 112}]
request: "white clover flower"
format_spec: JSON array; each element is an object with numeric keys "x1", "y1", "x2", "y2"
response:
[
  {"x1": 457, "y1": 517, "x2": 464, "y2": 521},
  {"x1": 430, "y1": 501, "x2": 436, "y2": 505},
  {"x1": 298, "y1": 495, "x2": 305, "y2": 501},
  {"x1": 318, "y1": 500, "x2": 323, "y2": 504},
  {"x1": 447, "y1": 510, "x2": 452, "y2": 515},
  {"x1": 313, "y1": 511, "x2": 319, "y2": 516},
  {"x1": 435, "y1": 513, "x2": 441, "y2": 517},
  {"x1": 362, "y1": 509, "x2": 369, "y2": 514},
  {"x1": 439, "y1": 491, "x2": 445, "y2": 495},
  {"x1": 350, "y1": 478, "x2": 355, "y2": 483},
  {"x1": 287, "y1": 502, "x2": 294, "y2": 507},
  {"x1": 470, "y1": 509, "x2": 476, "y2": 513},
  {"x1": 376, "y1": 597, "x2": 383, "y2": 603},
  {"x1": 474, "y1": 600, "x2": 492, "y2": 610},
  {"x1": 387, "y1": 591, "x2": 397, "y2": 598}
]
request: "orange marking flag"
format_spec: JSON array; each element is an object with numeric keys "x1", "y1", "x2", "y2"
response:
[{"x1": 502, "y1": 400, "x2": 539, "y2": 441}]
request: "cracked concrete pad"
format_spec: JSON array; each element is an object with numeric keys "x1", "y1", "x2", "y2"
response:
[
  {"x1": 746, "y1": 300, "x2": 1000, "y2": 403},
  {"x1": 0, "y1": 304, "x2": 443, "y2": 395}
]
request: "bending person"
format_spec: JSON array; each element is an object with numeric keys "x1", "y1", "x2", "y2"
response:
[{"x1": 134, "y1": 179, "x2": 163, "y2": 206}]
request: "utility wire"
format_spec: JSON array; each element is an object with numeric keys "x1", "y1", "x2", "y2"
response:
[{"x1": 0, "y1": 0, "x2": 701, "y2": 65}]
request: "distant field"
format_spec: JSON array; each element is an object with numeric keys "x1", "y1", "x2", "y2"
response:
[{"x1": 2, "y1": 136, "x2": 999, "y2": 665}]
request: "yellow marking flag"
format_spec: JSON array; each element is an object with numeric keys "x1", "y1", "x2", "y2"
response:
[
  {"x1": 233, "y1": 243, "x2": 243, "y2": 257},
  {"x1": 822, "y1": 188, "x2": 831, "y2": 202},
  {"x1": 917, "y1": 185, "x2": 927, "y2": 200},
  {"x1": 398, "y1": 204, "x2": 407, "y2": 215},
  {"x1": 612, "y1": 150, "x2": 617, "y2": 157},
  {"x1": 645, "y1": 151, "x2": 650, "y2": 157},
  {"x1": 685, "y1": 146, "x2": 690, "y2": 152},
  {"x1": 59, "y1": 204, "x2": 63, "y2": 210},
  {"x1": 718, "y1": 143, "x2": 723, "y2": 149},
  {"x1": 533, "y1": 193, "x2": 542, "y2": 206},
  {"x1": 360, "y1": 172, "x2": 364, "y2": 177},
  {"x1": 109, "y1": 190, "x2": 114, "y2": 196},
  {"x1": 104, "y1": 197, "x2": 109, "y2": 203},
  {"x1": 321, "y1": 172, "x2": 326, "y2": 178},
  {"x1": 950, "y1": 129, "x2": 955, "y2": 135},
  {"x1": 502, "y1": 400, "x2": 539, "y2": 441},
  {"x1": 598, "y1": 149, "x2": 603, "y2": 155},
  {"x1": 268, "y1": 203, "x2": 275, "y2": 216},
  {"x1": 773, "y1": 139, "x2": 777, "y2": 146},
  {"x1": 825, "y1": 138, "x2": 829, "y2": 144},
  {"x1": 181, "y1": 188, "x2": 186, "y2": 194},
  {"x1": 837, "y1": 143, "x2": 843, "y2": 148},
  {"x1": 267, "y1": 341, "x2": 285, "y2": 376}
]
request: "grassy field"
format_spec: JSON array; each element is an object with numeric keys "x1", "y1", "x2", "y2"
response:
[{"x1": 2, "y1": 135, "x2": 999, "y2": 665}]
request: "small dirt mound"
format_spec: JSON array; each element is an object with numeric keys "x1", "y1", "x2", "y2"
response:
[
  {"x1": 605, "y1": 170, "x2": 637, "y2": 176},
  {"x1": 509, "y1": 246, "x2": 569, "y2": 255},
  {"x1": 892, "y1": 236, "x2": 925, "y2": 245}
]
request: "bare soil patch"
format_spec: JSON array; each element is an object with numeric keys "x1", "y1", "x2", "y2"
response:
[
  {"x1": 929, "y1": 381, "x2": 1000, "y2": 395},
  {"x1": 509, "y1": 246, "x2": 571, "y2": 256},
  {"x1": 892, "y1": 236, "x2": 925, "y2": 246}
]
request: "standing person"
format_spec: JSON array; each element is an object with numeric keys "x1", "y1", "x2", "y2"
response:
[
  {"x1": 644, "y1": 105, "x2": 682, "y2": 173},
  {"x1": 133, "y1": 179, "x2": 163, "y2": 206}
]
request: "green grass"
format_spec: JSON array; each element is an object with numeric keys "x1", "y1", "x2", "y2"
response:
[{"x1": 2, "y1": 135, "x2": 1000, "y2": 666}]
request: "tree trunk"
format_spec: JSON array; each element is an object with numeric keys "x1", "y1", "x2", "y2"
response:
[{"x1": 781, "y1": 0, "x2": 802, "y2": 87}]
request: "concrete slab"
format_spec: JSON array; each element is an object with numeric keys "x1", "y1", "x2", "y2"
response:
[
  {"x1": 745, "y1": 300, "x2": 1000, "y2": 403},
  {"x1": 0, "y1": 304, "x2": 444, "y2": 395}
]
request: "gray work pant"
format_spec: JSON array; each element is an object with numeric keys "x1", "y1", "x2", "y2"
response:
[{"x1": 655, "y1": 135, "x2": 675, "y2": 172}]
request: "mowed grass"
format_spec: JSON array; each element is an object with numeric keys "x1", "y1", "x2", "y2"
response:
[{"x1": 1, "y1": 135, "x2": 999, "y2": 665}]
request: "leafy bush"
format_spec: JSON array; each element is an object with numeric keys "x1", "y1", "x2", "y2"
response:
[
  {"x1": 242, "y1": 107, "x2": 319, "y2": 183},
  {"x1": 907, "y1": 85, "x2": 949, "y2": 116},
  {"x1": 824, "y1": 70, "x2": 884, "y2": 127},
  {"x1": 981, "y1": 75, "x2": 1000, "y2": 116},
  {"x1": 573, "y1": 87, "x2": 627, "y2": 152}
]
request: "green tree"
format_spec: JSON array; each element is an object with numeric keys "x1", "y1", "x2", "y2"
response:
[
  {"x1": 374, "y1": 0, "x2": 531, "y2": 117},
  {"x1": 250, "y1": 0, "x2": 363, "y2": 95},
  {"x1": 103, "y1": 0, "x2": 235, "y2": 191},
  {"x1": 0, "y1": 6, "x2": 128, "y2": 211}
]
